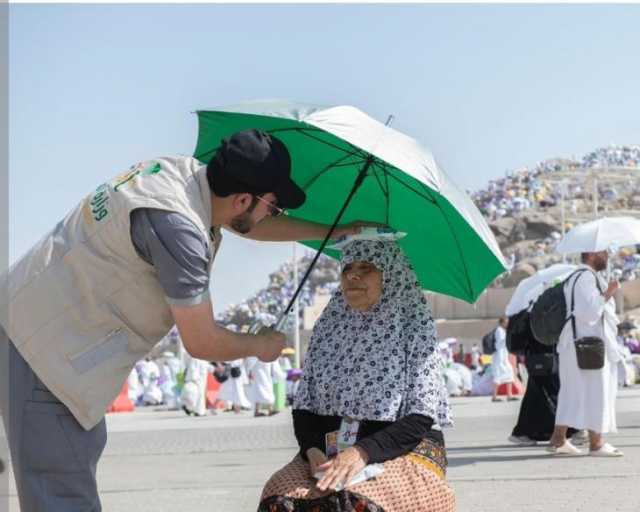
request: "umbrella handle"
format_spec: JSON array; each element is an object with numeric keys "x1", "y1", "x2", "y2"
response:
[{"x1": 247, "y1": 315, "x2": 288, "y2": 336}]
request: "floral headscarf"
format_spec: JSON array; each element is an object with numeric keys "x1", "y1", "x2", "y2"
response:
[{"x1": 294, "y1": 240, "x2": 452, "y2": 426}]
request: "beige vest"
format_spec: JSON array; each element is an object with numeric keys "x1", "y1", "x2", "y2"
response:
[{"x1": 0, "y1": 156, "x2": 221, "y2": 430}]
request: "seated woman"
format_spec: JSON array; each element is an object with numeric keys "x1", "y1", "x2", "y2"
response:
[{"x1": 258, "y1": 239, "x2": 455, "y2": 512}]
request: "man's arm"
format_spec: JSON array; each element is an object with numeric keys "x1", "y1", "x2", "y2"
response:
[
  {"x1": 128, "y1": 209, "x2": 285, "y2": 361},
  {"x1": 171, "y1": 301, "x2": 284, "y2": 362},
  {"x1": 234, "y1": 216, "x2": 380, "y2": 242}
]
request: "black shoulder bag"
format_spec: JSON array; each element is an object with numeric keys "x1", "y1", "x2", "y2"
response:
[{"x1": 526, "y1": 352, "x2": 558, "y2": 377}]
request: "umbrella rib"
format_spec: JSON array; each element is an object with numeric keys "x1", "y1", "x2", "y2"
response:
[
  {"x1": 382, "y1": 163, "x2": 391, "y2": 226},
  {"x1": 301, "y1": 151, "x2": 368, "y2": 191},
  {"x1": 271, "y1": 126, "x2": 376, "y2": 192},
  {"x1": 276, "y1": 127, "x2": 366, "y2": 157},
  {"x1": 371, "y1": 166, "x2": 387, "y2": 195},
  {"x1": 328, "y1": 161, "x2": 368, "y2": 168},
  {"x1": 372, "y1": 162, "x2": 391, "y2": 225},
  {"x1": 384, "y1": 169, "x2": 438, "y2": 205},
  {"x1": 267, "y1": 126, "x2": 324, "y2": 134}
]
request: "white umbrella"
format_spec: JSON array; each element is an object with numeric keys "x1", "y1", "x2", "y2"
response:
[
  {"x1": 555, "y1": 216, "x2": 640, "y2": 254},
  {"x1": 505, "y1": 263, "x2": 577, "y2": 316}
]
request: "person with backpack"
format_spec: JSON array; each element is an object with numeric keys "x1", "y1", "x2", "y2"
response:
[
  {"x1": 491, "y1": 317, "x2": 518, "y2": 403},
  {"x1": 482, "y1": 328, "x2": 497, "y2": 356},
  {"x1": 507, "y1": 309, "x2": 577, "y2": 446},
  {"x1": 547, "y1": 251, "x2": 623, "y2": 457}
]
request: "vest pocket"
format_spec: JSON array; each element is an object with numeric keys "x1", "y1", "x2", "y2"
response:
[{"x1": 68, "y1": 328, "x2": 129, "y2": 375}]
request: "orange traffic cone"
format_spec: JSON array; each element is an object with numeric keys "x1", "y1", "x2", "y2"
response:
[
  {"x1": 107, "y1": 381, "x2": 135, "y2": 413},
  {"x1": 206, "y1": 373, "x2": 224, "y2": 409}
]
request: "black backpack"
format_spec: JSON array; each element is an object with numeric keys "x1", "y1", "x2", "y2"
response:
[
  {"x1": 529, "y1": 269, "x2": 596, "y2": 346},
  {"x1": 506, "y1": 309, "x2": 531, "y2": 354},
  {"x1": 482, "y1": 329, "x2": 497, "y2": 354}
]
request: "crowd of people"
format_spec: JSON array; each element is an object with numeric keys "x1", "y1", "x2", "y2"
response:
[
  {"x1": 582, "y1": 145, "x2": 640, "y2": 168},
  {"x1": 473, "y1": 144, "x2": 640, "y2": 223},
  {"x1": 216, "y1": 252, "x2": 340, "y2": 332},
  {"x1": 439, "y1": 324, "x2": 640, "y2": 403},
  {"x1": 126, "y1": 327, "x2": 300, "y2": 418},
  {"x1": 472, "y1": 163, "x2": 561, "y2": 221}
]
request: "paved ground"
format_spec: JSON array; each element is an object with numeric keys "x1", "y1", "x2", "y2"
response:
[{"x1": 2, "y1": 387, "x2": 640, "y2": 511}]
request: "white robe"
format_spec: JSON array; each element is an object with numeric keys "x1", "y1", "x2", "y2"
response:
[
  {"x1": 217, "y1": 359, "x2": 251, "y2": 409},
  {"x1": 453, "y1": 362, "x2": 473, "y2": 393},
  {"x1": 127, "y1": 367, "x2": 143, "y2": 404},
  {"x1": 141, "y1": 360, "x2": 163, "y2": 405},
  {"x1": 556, "y1": 266, "x2": 620, "y2": 433},
  {"x1": 444, "y1": 367, "x2": 464, "y2": 396},
  {"x1": 471, "y1": 346, "x2": 482, "y2": 368},
  {"x1": 160, "y1": 356, "x2": 183, "y2": 409},
  {"x1": 279, "y1": 356, "x2": 293, "y2": 372},
  {"x1": 247, "y1": 357, "x2": 285, "y2": 405},
  {"x1": 492, "y1": 326, "x2": 514, "y2": 385},
  {"x1": 472, "y1": 369, "x2": 494, "y2": 396},
  {"x1": 182, "y1": 357, "x2": 211, "y2": 416}
]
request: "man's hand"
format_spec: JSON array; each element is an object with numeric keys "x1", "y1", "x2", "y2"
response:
[
  {"x1": 238, "y1": 217, "x2": 387, "y2": 243},
  {"x1": 307, "y1": 447, "x2": 329, "y2": 478},
  {"x1": 331, "y1": 221, "x2": 386, "y2": 240},
  {"x1": 171, "y1": 302, "x2": 283, "y2": 362},
  {"x1": 316, "y1": 446, "x2": 369, "y2": 491},
  {"x1": 604, "y1": 279, "x2": 620, "y2": 301},
  {"x1": 253, "y1": 327, "x2": 286, "y2": 362}
]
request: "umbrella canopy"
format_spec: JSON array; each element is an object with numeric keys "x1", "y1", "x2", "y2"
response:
[
  {"x1": 195, "y1": 100, "x2": 507, "y2": 302},
  {"x1": 505, "y1": 263, "x2": 577, "y2": 316},
  {"x1": 556, "y1": 216, "x2": 640, "y2": 254}
]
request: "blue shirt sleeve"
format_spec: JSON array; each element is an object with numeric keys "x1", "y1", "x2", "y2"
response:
[{"x1": 130, "y1": 208, "x2": 211, "y2": 306}]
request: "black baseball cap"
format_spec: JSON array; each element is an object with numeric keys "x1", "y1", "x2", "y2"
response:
[{"x1": 207, "y1": 129, "x2": 306, "y2": 209}]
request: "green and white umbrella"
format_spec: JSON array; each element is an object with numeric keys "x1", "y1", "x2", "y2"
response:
[{"x1": 194, "y1": 100, "x2": 507, "y2": 303}]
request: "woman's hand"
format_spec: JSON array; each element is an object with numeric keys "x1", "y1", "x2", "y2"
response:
[
  {"x1": 306, "y1": 447, "x2": 329, "y2": 478},
  {"x1": 316, "y1": 446, "x2": 369, "y2": 491}
]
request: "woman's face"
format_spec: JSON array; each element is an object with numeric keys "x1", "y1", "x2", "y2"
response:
[{"x1": 340, "y1": 260, "x2": 383, "y2": 312}]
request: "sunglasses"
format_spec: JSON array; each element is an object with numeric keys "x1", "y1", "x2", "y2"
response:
[{"x1": 254, "y1": 195, "x2": 287, "y2": 217}]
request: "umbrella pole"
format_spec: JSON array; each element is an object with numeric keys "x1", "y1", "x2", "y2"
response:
[{"x1": 273, "y1": 156, "x2": 376, "y2": 331}]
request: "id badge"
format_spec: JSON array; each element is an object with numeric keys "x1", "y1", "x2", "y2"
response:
[
  {"x1": 325, "y1": 431, "x2": 339, "y2": 458},
  {"x1": 337, "y1": 417, "x2": 360, "y2": 452}
]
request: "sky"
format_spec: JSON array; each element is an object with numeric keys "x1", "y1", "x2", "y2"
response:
[{"x1": 8, "y1": 3, "x2": 640, "y2": 311}]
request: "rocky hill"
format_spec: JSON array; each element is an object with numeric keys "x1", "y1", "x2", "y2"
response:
[{"x1": 472, "y1": 145, "x2": 640, "y2": 287}]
